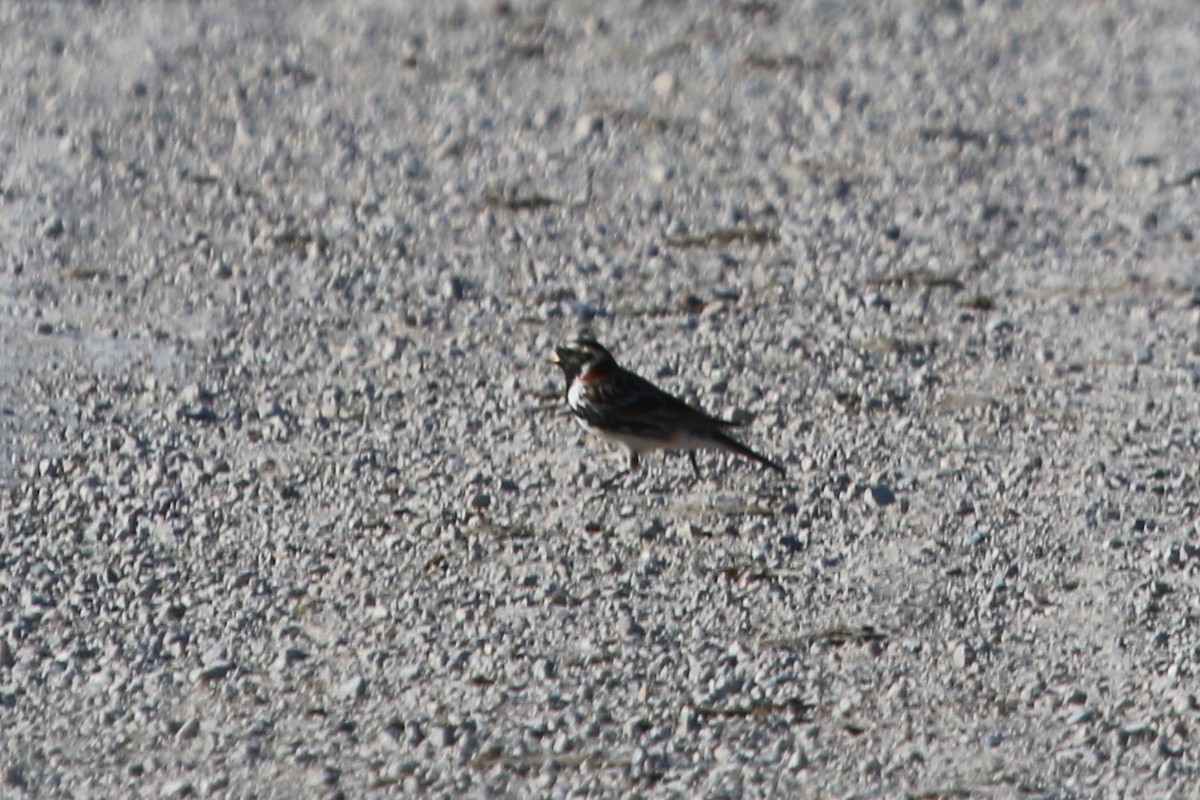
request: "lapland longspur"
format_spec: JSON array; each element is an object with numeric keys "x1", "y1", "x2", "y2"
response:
[{"x1": 550, "y1": 337, "x2": 786, "y2": 481}]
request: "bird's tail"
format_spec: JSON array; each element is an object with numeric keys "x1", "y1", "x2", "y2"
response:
[{"x1": 709, "y1": 430, "x2": 787, "y2": 476}]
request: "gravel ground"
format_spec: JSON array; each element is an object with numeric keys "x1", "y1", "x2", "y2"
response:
[{"x1": 3, "y1": 1, "x2": 1200, "y2": 797}]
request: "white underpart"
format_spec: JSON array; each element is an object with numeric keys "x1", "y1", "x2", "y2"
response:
[{"x1": 566, "y1": 378, "x2": 587, "y2": 415}]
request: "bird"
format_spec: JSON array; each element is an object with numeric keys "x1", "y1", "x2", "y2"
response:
[{"x1": 549, "y1": 337, "x2": 786, "y2": 484}]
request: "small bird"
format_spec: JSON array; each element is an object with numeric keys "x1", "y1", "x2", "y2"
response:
[{"x1": 549, "y1": 337, "x2": 786, "y2": 483}]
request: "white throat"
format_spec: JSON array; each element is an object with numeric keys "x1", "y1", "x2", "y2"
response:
[{"x1": 566, "y1": 377, "x2": 586, "y2": 413}]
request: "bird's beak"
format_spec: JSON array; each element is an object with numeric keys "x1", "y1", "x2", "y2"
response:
[{"x1": 548, "y1": 350, "x2": 561, "y2": 364}]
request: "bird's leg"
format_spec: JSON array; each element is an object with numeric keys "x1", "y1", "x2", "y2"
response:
[
  {"x1": 601, "y1": 451, "x2": 641, "y2": 489},
  {"x1": 688, "y1": 451, "x2": 702, "y2": 481},
  {"x1": 599, "y1": 471, "x2": 626, "y2": 489}
]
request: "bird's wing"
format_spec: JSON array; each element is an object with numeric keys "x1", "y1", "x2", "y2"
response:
[{"x1": 605, "y1": 370, "x2": 738, "y2": 428}]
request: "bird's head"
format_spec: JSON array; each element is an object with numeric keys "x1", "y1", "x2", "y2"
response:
[{"x1": 549, "y1": 337, "x2": 613, "y2": 382}]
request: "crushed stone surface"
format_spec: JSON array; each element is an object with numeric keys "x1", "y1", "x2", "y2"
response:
[{"x1": 2, "y1": 1, "x2": 1200, "y2": 796}]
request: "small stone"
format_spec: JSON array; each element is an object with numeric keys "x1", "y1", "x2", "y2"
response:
[
  {"x1": 279, "y1": 647, "x2": 308, "y2": 666},
  {"x1": 432, "y1": 725, "x2": 457, "y2": 748},
  {"x1": 180, "y1": 383, "x2": 210, "y2": 403},
  {"x1": 986, "y1": 317, "x2": 1014, "y2": 335},
  {"x1": 583, "y1": 16, "x2": 606, "y2": 36},
  {"x1": 338, "y1": 337, "x2": 363, "y2": 363},
  {"x1": 338, "y1": 675, "x2": 367, "y2": 701},
  {"x1": 615, "y1": 518, "x2": 640, "y2": 538},
  {"x1": 210, "y1": 260, "x2": 233, "y2": 280},
  {"x1": 177, "y1": 405, "x2": 219, "y2": 424},
  {"x1": 162, "y1": 778, "x2": 194, "y2": 798},
  {"x1": 469, "y1": 492, "x2": 490, "y2": 510},
  {"x1": 308, "y1": 767, "x2": 340, "y2": 787},
  {"x1": 4, "y1": 764, "x2": 27, "y2": 790},
  {"x1": 951, "y1": 642, "x2": 974, "y2": 669},
  {"x1": 194, "y1": 661, "x2": 234, "y2": 681},
  {"x1": 778, "y1": 535, "x2": 804, "y2": 553},
  {"x1": 640, "y1": 518, "x2": 665, "y2": 540},
  {"x1": 379, "y1": 336, "x2": 410, "y2": 361},
  {"x1": 0, "y1": 639, "x2": 14, "y2": 669},
  {"x1": 442, "y1": 275, "x2": 465, "y2": 301},
  {"x1": 652, "y1": 71, "x2": 676, "y2": 97},
  {"x1": 1158, "y1": 735, "x2": 1184, "y2": 759},
  {"x1": 867, "y1": 483, "x2": 896, "y2": 507},
  {"x1": 42, "y1": 217, "x2": 65, "y2": 239},
  {"x1": 201, "y1": 644, "x2": 228, "y2": 664},
  {"x1": 175, "y1": 719, "x2": 200, "y2": 742},
  {"x1": 201, "y1": 775, "x2": 229, "y2": 794},
  {"x1": 573, "y1": 114, "x2": 602, "y2": 144},
  {"x1": 35, "y1": 322, "x2": 54, "y2": 336}
]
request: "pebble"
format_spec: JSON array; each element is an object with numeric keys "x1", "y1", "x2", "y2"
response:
[
  {"x1": 379, "y1": 336, "x2": 410, "y2": 361},
  {"x1": 442, "y1": 276, "x2": 465, "y2": 301},
  {"x1": 194, "y1": 662, "x2": 234, "y2": 682},
  {"x1": 951, "y1": 642, "x2": 974, "y2": 669},
  {"x1": 338, "y1": 675, "x2": 367, "y2": 701},
  {"x1": 161, "y1": 779, "x2": 195, "y2": 798},
  {"x1": 0, "y1": 639, "x2": 14, "y2": 669},
  {"x1": 573, "y1": 114, "x2": 602, "y2": 144},
  {"x1": 308, "y1": 767, "x2": 340, "y2": 787},
  {"x1": 431, "y1": 725, "x2": 457, "y2": 748},
  {"x1": 867, "y1": 483, "x2": 896, "y2": 507},
  {"x1": 42, "y1": 216, "x2": 65, "y2": 238},
  {"x1": 177, "y1": 405, "x2": 219, "y2": 424},
  {"x1": 278, "y1": 647, "x2": 309, "y2": 667},
  {"x1": 1069, "y1": 708, "x2": 1094, "y2": 724},
  {"x1": 203, "y1": 775, "x2": 230, "y2": 794},
  {"x1": 4, "y1": 765, "x2": 27, "y2": 790},
  {"x1": 175, "y1": 719, "x2": 201, "y2": 742},
  {"x1": 986, "y1": 317, "x2": 1014, "y2": 335},
  {"x1": 652, "y1": 71, "x2": 677, "y2": 97}
]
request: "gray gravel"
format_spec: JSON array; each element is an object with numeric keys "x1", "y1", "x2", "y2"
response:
[{"x1": 3, "y1": 1, "x2": 1200, "y2": 796}]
